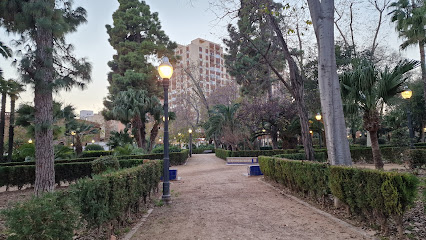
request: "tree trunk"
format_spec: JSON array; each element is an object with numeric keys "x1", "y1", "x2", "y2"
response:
[
  {"x1": 7, "y1": 97, "x2": 15, "y2": 162},
  {"x1": 75, "y1": 134, "x2": 82, "y2": 156},
  {"x1": 308, "y1": 0, "x2": 352, "y2": 166},
  {"x1": 369, "y1": 130, "x2": 383, "y2": 169},
  {"x1": 34, "y1": 0, "x2": 55, "y2": 196},
  {"x1": 419, "y1": 41, "x2": 426, "y2": 108},
  {"x1": 132, "y1": 117, "x2": 143, "y2": 148},
  {"x1": 0, "y1": 92, "x2": 6, "y2": 161},
  {"x1": 271, "y1": 125, "x2": 278, "y2": 149},
  {"x1": 139, "y1": 116, "x2": 146, "y2": 150},
  {"x1": 148, "y1": 121, "x2": 160, "y2": 152}
]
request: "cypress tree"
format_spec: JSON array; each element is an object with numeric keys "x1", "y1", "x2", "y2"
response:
[{"x1": 103, "y1": 0, "x2": 176, "y2": 149}]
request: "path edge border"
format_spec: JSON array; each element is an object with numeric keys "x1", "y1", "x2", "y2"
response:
[{"x1": 122, "y1": 208, "x2": 154, "y2": 240}]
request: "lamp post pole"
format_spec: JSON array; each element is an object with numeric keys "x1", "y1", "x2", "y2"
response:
[
  {"x1": 401, "y1": 87, "x2": 414, "y2": 149},
  {"x1": 158, "y1": 57, "x2": 173, "y2": 204},
  {"x1": 188, "y1": 129, "x2": 192, "y2": 157},
  {"x1": 315, "y1": 113, "x2": 322, "y2": 148}
]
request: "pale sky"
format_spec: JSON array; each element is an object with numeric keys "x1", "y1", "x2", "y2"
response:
[{"x1": 0, "y1": 0, "x2": 420, "y2": 115}]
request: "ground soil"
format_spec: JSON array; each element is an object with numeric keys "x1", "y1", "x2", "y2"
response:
[{"x1": 130, "y1": 154, "x2": 375, "y2": 240}]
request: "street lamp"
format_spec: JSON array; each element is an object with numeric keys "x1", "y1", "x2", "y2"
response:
[
  {"x1": 315, "y1": 113, "x2": 323, "y2": 148},
  {"x1": 28, "y1": 139, "x2": 33, "y2": 144},
  {"x1": 91, "y1": 139, "x2": 95, "y2": 144},
  {"x1": 71, "y1": 130, "x2": 76, "y2": 151},
  {"x1": 188, "y1": 128, "x2": 193, "y2": 157},
  {"x1": 401, "y1": 87, "x2": 414, "y2": 149},
  {"x1": 158, "y1": 57, "x2": 173, "y2": 204},
  {"x1": 262, "y1": 129, "x2": 266, "y2": 147}
]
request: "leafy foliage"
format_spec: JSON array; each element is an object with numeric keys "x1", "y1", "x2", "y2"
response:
[
  {"x1": 84, "y1": 144, "x2": 104, "y2": 151},
  {"x1": 91, "y1": 156, "x2": 120, "y2": 174}
]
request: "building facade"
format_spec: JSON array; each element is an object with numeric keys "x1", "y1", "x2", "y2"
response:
[{"x1": 170, "y1": 38, "x2": 234, "y2": 109}]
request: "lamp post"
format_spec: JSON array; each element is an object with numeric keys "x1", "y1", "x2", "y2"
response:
[
  {"x1": 315, "y1": 113, "x2": 322, "y2": 148},
  {"x1": 188, "y1": 128, "x2": 192, "y2": 157},
  {"x1": 401, "y1": 87, "x2": 414, "y2": 149},
  {"x1": 28, "y1": 139, "x2": 33, "y2": 144},
  {"x1": 262, "y1": 129, "x2": 266, "y2": 147},
  {"x1": 158, "y1": 57, "x2": 173, "y2": 204},
  {"x1": 71, "y1": 130, "x2": 76, "y2": 151}
]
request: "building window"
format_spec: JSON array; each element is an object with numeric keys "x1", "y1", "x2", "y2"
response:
[{"x1": 199, "y1": 47, "x2": 202, "y2": 52}]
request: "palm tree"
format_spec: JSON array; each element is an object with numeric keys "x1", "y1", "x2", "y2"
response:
[
  {"x1": 341, "y1": 59, "x2": 418, "y2": 169},
  {"x1": 0, "y1": 79, "x2": 9, "y2": 160},
  {"x1": 204, "y1": 103, "x2": 240, "y2": 150},
  {"x1": 112, "y1": 89, "x2": 152, "y2": 149},
  {"x1": 66, "y1": 120, "x2": 99, "y2": 156},
  {"x1": 389, "y1": 0, "x2": 426, "y2": 106},
  {"x1": 0, "y1": 41, "x2": 11, "y2": 59},
  {"x1": 6, "y1": 80, "x2": 25, "y2": 162}
]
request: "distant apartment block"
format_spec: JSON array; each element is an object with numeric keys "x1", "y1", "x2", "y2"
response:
[
  {"x1": 170, "y1": 38, "x2": 234, "y2": 109},
  {"x1": 80, "y1": 110, "x2": 94, "y2": 120}
]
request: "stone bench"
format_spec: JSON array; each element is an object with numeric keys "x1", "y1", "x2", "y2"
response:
[{"x1": 226, "y1": 157, "x2": 258, "y2": 164}]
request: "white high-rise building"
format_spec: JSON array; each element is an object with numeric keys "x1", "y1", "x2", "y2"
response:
[
  {"x1": 80, "y1": 110, "x2": 94, "y2": 120},
  {"x1": 170, "y1": 38, "x2": 234, "y2": 109}
]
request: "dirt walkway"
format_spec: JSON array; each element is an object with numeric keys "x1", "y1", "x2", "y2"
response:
[{"x1": 131, "y1": 154, "x2": 374, "y2": 240}]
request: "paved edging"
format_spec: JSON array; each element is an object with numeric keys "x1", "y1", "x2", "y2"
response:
[
  {"x1": 122, "y1": 209, "x2": 154, "y2": 240},
  {"x1": 259, "y1": 178, "x2": 377, "y2": 240}
]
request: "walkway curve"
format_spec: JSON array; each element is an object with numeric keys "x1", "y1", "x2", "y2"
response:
[{"x1": 131, "y1": 154, "x2": 375, "y2": 240}]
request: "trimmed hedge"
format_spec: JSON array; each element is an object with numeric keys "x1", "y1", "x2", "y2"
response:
[
  {"x1": 2, "y1": 161, "x2": 162, "y2": 239},
  {"x1": 215, "y1": 149, "x2": 299, "y2": 160},
  {"x1": 191, "y1": 148, "x2": 215, "y2": 154},
  {"x1": 0, "y1": 159, "x2": 147, "y2": 189},
  {"x1": 80, "y1": 150, "x2": 113, "y2": 158},
  {"x1": 330, "y1": 166, "x2": 418, "y2": 233},
  {"x1": 259, "y1": 156, "x2": 419, "y2": 233},
  {"x1": 273, "y1": 152, "x2": 327, "y2": 162},
  {"x1": 406, "y1": 149, "x2": 426, "y2": 168},
  {"x1": 259, "y1": 156, "x2": 330, "y2": 201},
  {"x1": 0, "y1": 149, "x2": 189, "y2": 168}
]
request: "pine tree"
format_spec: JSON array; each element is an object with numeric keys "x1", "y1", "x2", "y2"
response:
[
  {"x1": 103, "y1": 0, "x2": 176, "y2": 150},
  {"x1": 0, "y1": 0, "x2": 91, "y2": 195}
]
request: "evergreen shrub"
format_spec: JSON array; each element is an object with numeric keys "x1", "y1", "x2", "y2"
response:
[
  {"x1": 80, "y1": 150, "x2": 113, "y2": 158},
  {"x1": 273, "y1": 152, "x2": 327, "y2": 162},
  {"x1": 84, "y1": 144, "x2": 105, "y2": 151},
  {"x1": 91, "y1": 156, "x2": 120, "y2": 174},
  {"x1": 406, "y1": 149, "x2": 426, "y2": 168}
]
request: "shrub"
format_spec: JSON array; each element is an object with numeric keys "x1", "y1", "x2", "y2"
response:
[
  {"x1": 84, "y1": 144, "x2": 104, "y2": 151},
  {"x1": 260, "y1": 156, "x2": 419, "y2": 234},
  {"x1": 2, "y1": 191, "x2": 80, "y2": 240},
  {"x1": 406, "y1": 149, "x2": 426, "y2": 169},
  {"x1": 274, "y1": 152, "x2": 327, "y2": 162},
  {"x1": 12, "y1": 143, "x2": 35, "y2": 162},
  {"x1": 151, "y1": 144, "x2": 181, "y2": 153},
  {"x1": 91, "y1": 156, "x2": 120, "y2": 174},
  {"x1": 80, "y1": 150, "x2": 113, "y2": 158},
  {"x1": 329, "y1": 166, "x2": 418, "y2": 232},
  {"x1": 215, "y1": 149, "x2": 231, "y2": 160},
  {"x1": 54, "y1": 145, "x2": 75, "y2": 160},
  {"x1": 259, "y1": 156, "x2": 330, "y2": 201}
]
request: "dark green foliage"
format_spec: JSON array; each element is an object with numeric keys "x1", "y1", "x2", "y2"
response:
[
  {"x1": 84, "y1": 144, "x2": 105, "y2": 151},
  {"x1": 274, "y1": 152, "x2": 327, "y2": 162},
  {"x1": 107, "y1": 129, "x2": 133, "y2": 149},
  {"x1": 215, "y1": 149, "x2": 300, "y2": 160},
  {"x1": 259, "y1": 156, "x2": 419, "y2": 231},
  {"x1": 2, "y1": 161, "x2": 162, "y2": 237},
  {"x1": 2, "y1": 191, "x2": 80, "y2": 240},
  {"x1": 11, "y1": 143, "x2": 35, "y2": 162},
  {"x1": 91, "y1": 156, "x2": 120, "y2": 174},
  {"x1": 80, "y1": 150, "x2": 113, "y2": 158},
  {"x1": 406, "y1": 149, "x2": 426, "y2": 168},
  {"x1": 350, "y1": 147, "x2": 406, "y2": 164},
  {"x1": 329, "y1": 166, "x2": 418, "y2": 225},
  {"x1": 54, "y1": 145, "x2": 75, "y2": 160},
  {"x1": 258, "y1": 156, "x2": 330, "y2": 201},
  {"x1": 151, "y1": 144, "x2": 181, "y2": 153},
  {"x1": 73, "y1": 161, "x2": 162, "y2": 228}
]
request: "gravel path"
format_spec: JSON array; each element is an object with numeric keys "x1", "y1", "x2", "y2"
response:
[{"x1": 131, "y1": 154, "x2": 375, "y2": 240}]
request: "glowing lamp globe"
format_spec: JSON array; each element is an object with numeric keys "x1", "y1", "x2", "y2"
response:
[
  {"x1": 91, "y1": 139, "x2": 95, "y2": 143},
  {"x1": 262, "y1": 129, "x2": 266, "y2": 133},
  {"x1": 188, "y1": 129, "x2": 192, "y2": 134},
  {"x1": 158, "y1": 57, "x2": 173, "y2": 79},
  {"x1": 315, "y1": 113, "x2": 322, "y2": 121},
  {"x1": 401, "y1": 87, "x2": 412, "y2": 99},
  {"x1": 28, "y1": 139, "x2": 33, "y2": 144}
]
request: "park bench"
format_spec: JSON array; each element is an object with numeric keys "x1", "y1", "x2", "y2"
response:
[{"x1": 226, "y1": 157, "x2": 258, "y2": 164}]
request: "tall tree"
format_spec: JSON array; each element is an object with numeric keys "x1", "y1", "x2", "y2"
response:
[
  {"x1": 225, "y1": 0, "x2": 315, "y2": 160},
  {"x1": 7, "y1": 80, "x2": 25, "y2": 162},
  {"x1": 103, "y1": 0, "x2": 176, "y2": 149},
  {"x1": 307, "y1": 0, "x2": 352, "y2": 166},
  {"x1": 0, "y1": 0, "x2": 91, "y2": 195},
  {"x1": 389, "y1": 0, "x2": 426, "y2": 106},
  {"x1": 0, "y1": 79, "x2": 8, "y2": 159},
  {"x1": 341, "y1": 59, "x2": 418, "y2": 169}
]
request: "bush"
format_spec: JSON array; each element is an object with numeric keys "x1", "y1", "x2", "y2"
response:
[
  {"x1": 259, "y1": 156, "x2": 330, "y2": 201},
  {"x1": 80, "y1": 150, "x2": 113, "y2": 158},
  {"x1": 2, "y1": 191, "x2": 80, "y2": 240},
  {"x1": 91, "y1": 156, "x2": 120, "y2": 174},
  {"x1": 406, "y1": 149, "x2": 426, "y2": 169},
  {"x1": 2, "y1": 161, "x2": 162, "y2": 238},
  {"x1": 84, "y1": 144, "x2": 104, "y2": 151},
  {"x1": 329, "y1": 166, "x2": 418, "y2": 232},
  {"x1": 259, "y1": 156, "x2": 419, "y2": 234},
  {"x1": 151, "y1": 144, "x2": 181, "y2": 153},
  {"x1": 12, "y1": 143, "x2": 35, "y2": 162},
  {"x1": 274, "y1": 152, "x2": 327, "y2": 162},
  {"x1": 215, "y1": 149, "x2": 231, "y2": 160},
  {"x1": 54, "y1": 145, "x2": 75, "y2": 160}
]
